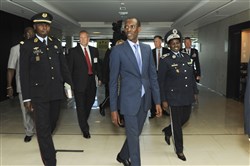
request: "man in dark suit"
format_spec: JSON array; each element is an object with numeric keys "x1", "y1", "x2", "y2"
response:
[
  {"x1": 150, "y1": 35, "x2": 170, "y2": 118},
  {"x1": 183, "y1": 37, "x2": 201, "y2": 82},
  {"x1": 19, "y1": 12, "x2": 73, "y2": 165},
  {"x1": 67, "y1": 30, "x2": 102, "y2": 139},
  {"x1": 109, "y1": 17, "x2": 162, "y2": 166}
]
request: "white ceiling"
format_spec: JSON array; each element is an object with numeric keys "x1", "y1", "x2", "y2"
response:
[{"x1": 1, "y1": 0, "x2": 250, "y2": 40}]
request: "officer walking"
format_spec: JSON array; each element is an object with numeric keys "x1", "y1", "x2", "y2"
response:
[
  {"x1": 158, "y1": 29, "x2": 198, "y2": 161},
  {"x1": 19, "y1": 12, "x2": 73, "y2": 165}
]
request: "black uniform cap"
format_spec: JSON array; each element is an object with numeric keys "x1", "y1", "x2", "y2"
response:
[
  {"x1": 164, "y1": 29, "x2": 182, "y2": 44},
  {"x1": 31, "y1": 12, "x2": 53, "y2": 24}
]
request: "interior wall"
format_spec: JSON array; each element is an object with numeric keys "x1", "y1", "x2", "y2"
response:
[{"x1": 198, "y1": 9, "x2": 250, "y2": 95}]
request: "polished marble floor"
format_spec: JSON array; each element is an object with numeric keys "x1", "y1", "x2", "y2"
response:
[{"x1": 0, "y1": 85, "x2": 249, "y2": 166}]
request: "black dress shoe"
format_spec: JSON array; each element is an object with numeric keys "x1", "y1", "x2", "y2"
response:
[
  {"x1": 162, "y1": 128, "x2": 170, "y2": 145},
  {"x1": 24, "y1": 135, "x2": 32, "y2": 142},
  {"x1": 116, "y1": 153, "x2": 131, "y2": 166},
  {"x1": 164, "y1": 135, "x2": 170, "y2": 145},
  {"x1": 163, "y1": 111, "x2": 170, "y2": 116},
  {"x1": 99, "y1": 104, "x2": 105, "y2": 116},
  {"x1": 177, "y1": 153, "x2": 186, "y2": 161},
  {"x1": 83, "y1": 132, "x2": 91, "y2": 139}
]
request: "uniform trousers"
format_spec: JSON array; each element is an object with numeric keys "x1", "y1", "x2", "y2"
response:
[
  {"x1": 163, "y1": 105, "x2": 191, "y2": 153},
  {"x1": 32, "y1": 99, "x2": 61, "y2": 166},
  {"x1": 119, "y1": 96, "x2": 147, "y2": 166},
  {"x1": 74, "y1": 75, "x2": 96, "y2": 133},
  {"x1": 18, "y1": 93, "x2": 35, "y2": 136}
]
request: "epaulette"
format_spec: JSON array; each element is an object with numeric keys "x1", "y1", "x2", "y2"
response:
[
  {"x1": 34, "y1": 38, "x2": 39, "y2": 43},
  {"x1": 48, "y1": 36, "x2": 53, "y2": 41},
  {"x1": 161, "y1": 53, "x2": 170, "y2": 59},
  {"x1": 20, "y1": 41, "x2": 24, "y2": 45}
]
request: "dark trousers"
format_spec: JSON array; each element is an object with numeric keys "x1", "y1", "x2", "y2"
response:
[
  {"x1": 74, "y1": 75, "x2": 96, "y2": 133},
  {"x1": 100, "y1": 84, "x2": 110, "y2": 109},
  {"x1": 33, "y1": 100, "x2": 61, "y2": 166},
  {"x1": 150, "y1": 97, "x2": 156, "y2": 117},
  {"x1": 163, "y1": 105, "x2": 191, "y2": 153},
  {"x1": 119, "y1": 96, "x2": 147, "y2": 166}
]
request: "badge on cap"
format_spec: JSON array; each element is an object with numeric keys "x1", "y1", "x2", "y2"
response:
[{"x1": 42, "y1": 13, "x2": 47, "y2": 18}]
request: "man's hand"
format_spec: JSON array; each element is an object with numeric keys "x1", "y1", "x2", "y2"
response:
[
  {"x1": 162, "y1": 101, "x2": 168, "y2": 111},
  {"x1": 111, "y1": 111, "x2": 121, "y2": 127},
  {"x1": 24, "y1": 101, "x2": 34, "y2": 112},
  {"x1": 155, "y1": 104, "x2": 162, "y2": 117},
  {"x1": 6, "y1": 87, "x2": 14, "y2": 99}
]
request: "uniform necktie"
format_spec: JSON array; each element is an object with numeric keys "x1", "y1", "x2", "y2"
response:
[
  {"x1": 133, "y1": 44, "x2": 145, "y2": 97},
  {"x1": 134, "y1": 44, "x2": 142, "y2": 73},
  {"x1": 43, "y1": 39, "x2": 46, "y2": 46},
  {"x1": 84, "y1": 47, "x2": 93, "y2": 75}
]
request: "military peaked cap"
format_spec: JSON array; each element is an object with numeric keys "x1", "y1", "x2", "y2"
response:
[
  {"x1": 164, "y1": 29, "x2": 182, "y2": 43},
  {"x1": 31, "y1": 12, "x2": 53, "y2": 24}
]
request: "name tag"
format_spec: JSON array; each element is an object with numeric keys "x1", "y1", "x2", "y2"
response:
[{"x1": 94, "y1": 57, "x2": 98, "y2": 63}]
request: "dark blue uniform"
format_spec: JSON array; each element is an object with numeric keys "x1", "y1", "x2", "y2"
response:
[
  {"x1": 158, "y1": 51, "x2": 197, "y2": 106},
  {"x1": 20, "y1": 35, "x2": 72, "y2": 165},
  {"x1": 158, "y1": 51, "x2": 198, "y2": 155}
]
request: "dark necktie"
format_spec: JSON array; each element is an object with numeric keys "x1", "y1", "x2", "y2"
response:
[
  {"x1": 84, "y1": 47, "x2": 93, "y2": 75},
  {"x1": 157, "y1": 49, "x2": 161, "y2": 70},
  {"x1": 43, "y1": 39, "x2": 46, "y2": 45}
]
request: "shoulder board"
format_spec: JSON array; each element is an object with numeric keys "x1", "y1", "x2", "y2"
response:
[
  {"x1": 34, "y1": 38, "x2": 39, "y2": 43},
  {"x1": 48, "y1": 36, "x2": 53, "y2": 41},
  {"x1": 161, "y1": 53, "x2": 170, "y2": 59},
  {"x1": 20, "y1": 41, "x2": 24, "y2": 45}
]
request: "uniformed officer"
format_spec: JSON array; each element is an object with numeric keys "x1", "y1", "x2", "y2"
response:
[
  {"x1": 19, "y1": 12, "x2": 73, "y2": 165},
  {"x1": 158, "y1": 29, "x2": 198, "y2": 161}
]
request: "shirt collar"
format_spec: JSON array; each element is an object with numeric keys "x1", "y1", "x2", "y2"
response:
[
  {"x1": 127, "y1": 39, "x2": 139, "y2": 48},
  {"x1": 36, "y1": 34, "x2": 47, "y2": 43}
]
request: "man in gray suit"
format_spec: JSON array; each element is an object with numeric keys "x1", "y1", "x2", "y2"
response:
[
  {"x1": 7, "y1": 27, "x2": 35, "y2": 142},
  {"x1": 109, "y1": 17, "x2": 162, "y2": 166}
]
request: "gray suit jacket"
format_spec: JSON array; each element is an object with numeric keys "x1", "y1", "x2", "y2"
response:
[{"x1": 109, "y1": 40, "x2": 160, "y2": 115}]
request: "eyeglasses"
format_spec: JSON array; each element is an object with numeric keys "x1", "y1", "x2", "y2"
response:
[{"x1": 124, "y1": 25, "x2": 137, "y2": 30}]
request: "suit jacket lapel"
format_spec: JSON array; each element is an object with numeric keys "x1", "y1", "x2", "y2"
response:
[{"x1": 77, "y1": 44, "x2": 88, "y2": 66}]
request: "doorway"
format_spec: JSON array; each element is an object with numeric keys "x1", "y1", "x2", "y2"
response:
[{"x1": 227, "y1": 21, "x2": 250, "y2": 101}]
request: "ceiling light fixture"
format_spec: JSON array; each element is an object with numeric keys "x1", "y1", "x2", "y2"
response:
[{"x1": 118, "y1": 1, "x2": 128, "y2": 20}]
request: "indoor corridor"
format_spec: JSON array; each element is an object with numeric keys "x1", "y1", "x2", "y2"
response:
[{"x1": 0, "y1": 84, "x2": 249, "y2": 166}]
